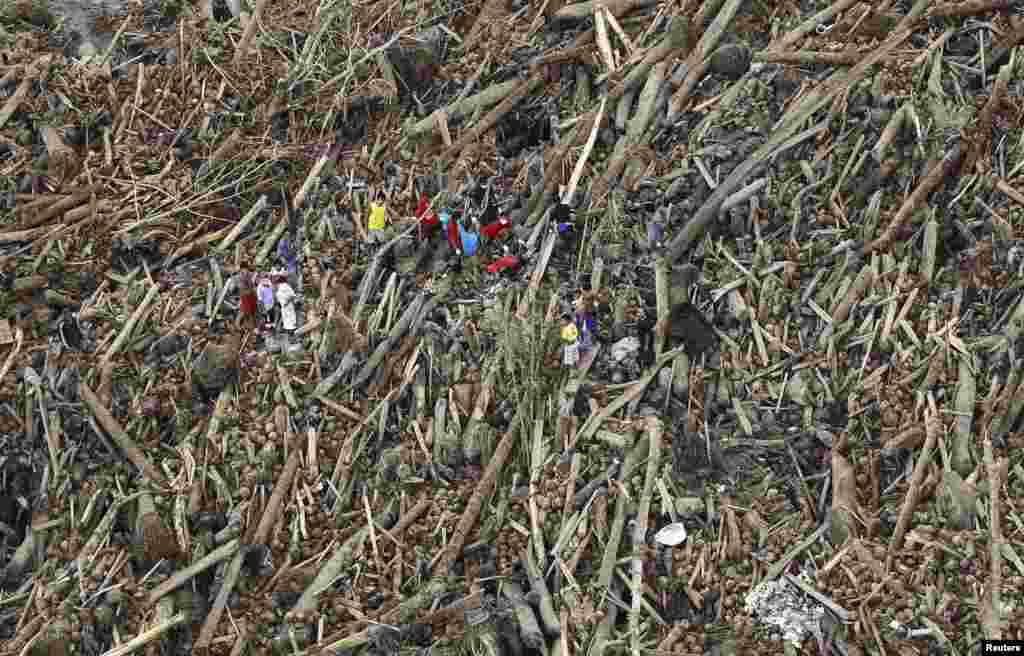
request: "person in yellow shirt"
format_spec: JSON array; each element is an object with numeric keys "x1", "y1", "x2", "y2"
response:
[
  {"x1": 561, "y1": 316, "x2": 579, "y2": 367},
  {"x1": 368, "y1": 189, "x2": 387, "y2": 238}
]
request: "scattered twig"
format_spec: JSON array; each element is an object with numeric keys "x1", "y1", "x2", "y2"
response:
[
  {"x1": 887, "y1": 392, "x2": 940, "y2": 568},
  {"x1": 782, "y1": 574, "x2": 853, "y2": 623},
  {"x1": 929, "y1": 0, "x2": 1013, "y2": 18},
  {"x1": 996, "y1": 179, "x2": 1024, "y2": 210},
  {"x1": 99, "y1": 611, "x2": 189, "y2": 656},
  {"x1": 101, "y1": 282, "x2": 160, "y2": 368},
  {"x1": 504, "y1": 580, "x2": 546, "y2": 650},
  {"x1": 0, "y1": 327, "x2": 24, "y2": 386},
  {"x1": 17, "y1": 185, "x2": 98, "y2": 229},
  {"x1": 517, "y1": 98, "x2": 605, "y2": 320},
  {"x1": 292, "y1": 498, "x2": 397, "y2": 615},
  {"x1": 863, "y1": 144, "x2": 964, "y2": 255},
  {"x1": 590, "y1": 436, "x2": 649, "y2": 656},
  {"x1": 524, "y1": 543, "x2": 561, "y2": 638},
  {"x1": 0, "y1": 56, "x2": 52, "y2": 130},
  {"x1": 765, "y1": 0, "x2": 862, "y2": 52}
]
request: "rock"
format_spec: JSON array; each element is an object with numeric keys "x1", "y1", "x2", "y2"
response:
[
  {"x1": 192, "y1": 335, "x2": 241, "y2": 399},
  {"x1": 211, "y1": 0, "x2": 233, "y2": 21},
  {"x1": 667, "y1": 302, "x2": 717, "y2": 358},
  {"x1": 709, "y1": 44, "x2": 751, "y2": 79},
  {"x1": 156, "y1": 334, "x2": 187, "y2": 358}
]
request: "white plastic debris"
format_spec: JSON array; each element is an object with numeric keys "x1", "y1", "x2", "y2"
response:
[
  {"x1": 653, "y1": 522, "x2": 688, "y2": 546},
  {"x1": 744, "y1": 576, "x2": 825, "y2": 646}
]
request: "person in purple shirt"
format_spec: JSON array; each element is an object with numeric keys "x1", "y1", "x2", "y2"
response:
[{"x1": 574, "y1": 293, "x2": 596, "y2": 351}]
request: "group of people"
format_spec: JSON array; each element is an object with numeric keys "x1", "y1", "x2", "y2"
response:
[
  {"x1": 232, "y1": 186, "x2": 586, "y2": 343},
  {"x1": 368, "y1": 188, "x2": 537, "y2": 274},
  {"x1": 236, "y1": 269, "x2": 298, "y2": 335}
]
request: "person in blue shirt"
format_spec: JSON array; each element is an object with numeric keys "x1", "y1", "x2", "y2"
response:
[{"x1": 459, "y1": 217, "x2": 480, "y2": 257}]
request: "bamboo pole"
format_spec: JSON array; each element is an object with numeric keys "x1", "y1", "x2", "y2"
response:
[
  {"x1": 406, "y1": 80, "x2": 524, "y2": 137},
  {"x1": 432, "y1": 404, "x2": 527, "y2": 575},
  {"x1": 589, "y1": 436, "x2": 649, "y2": 656},
  {"x1": 231, "y1": 0, "x2": 269, "y2": 65},
  {"x1": 100, "y1": 283, "x2": 160, "y2": 368},
  {"x1": 630, "y1": 418, "x2": 662, "y2": 656},
  {"x1": 79, "y1": 382, "x2": 166, "y2": 484}
]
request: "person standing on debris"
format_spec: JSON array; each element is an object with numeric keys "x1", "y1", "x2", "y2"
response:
[
  {"x1": 257, "y1": 275, "x2": 276, "y2": 333},
  {"x1": 439, "y1": 208, "x2": 464, "y2": 274},
  {"x1": 459, "y1": 215, "x2": 481, "y2": 281},
  {"x1": 444, "y1": 208, "x2": 463, "y2": 253},
  {"x1": 368, "y1": 189, "x2": 387, "y2": 240},
  {"x1": 552, "y1": 201, "x2": 578, "y2": 249},
  {"x1": 237, "y1": 271, "x2": 257, "y2": 330},
  {"x1": 553, "y1": 201, "x2": 573, "y2": 228},
  {"x1": 459, "y1": 216, "x2": 480, "y2": 257},
  {"x1": 647, "y1": 220, "x2": 665, "y2": 251},
  {"x1": 575, "y1": 292, "x2": 596, "y2": 352},
  {"x1": 561, "y1": 314, "x2": 580, "y2": 367},
  {"x1": 273, "y1": 269, "x2": 298, "y2": 334},
  {"x1": 274, "y1": 233, "x2": 303, "y2": 295},
  {"x1": 416, "y1": 193, "x2": 439, "y2": 240}
]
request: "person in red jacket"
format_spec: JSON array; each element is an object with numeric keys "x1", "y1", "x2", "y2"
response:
[
  {"x1": 487, "y1": 245, "x2": 524, "y2": 275},
  {"x1": 481, "y1": 216, "x2": 512, "y2": 240},
  {"x1": 446, "y1": 209, "x2": 463, "y2": 252},
  {"x1": 416, "y1": 194, "x2": 440, "y2": 240},
  {"x1": 237, "y1": 271, "x2": 257, "y2": 329}
]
